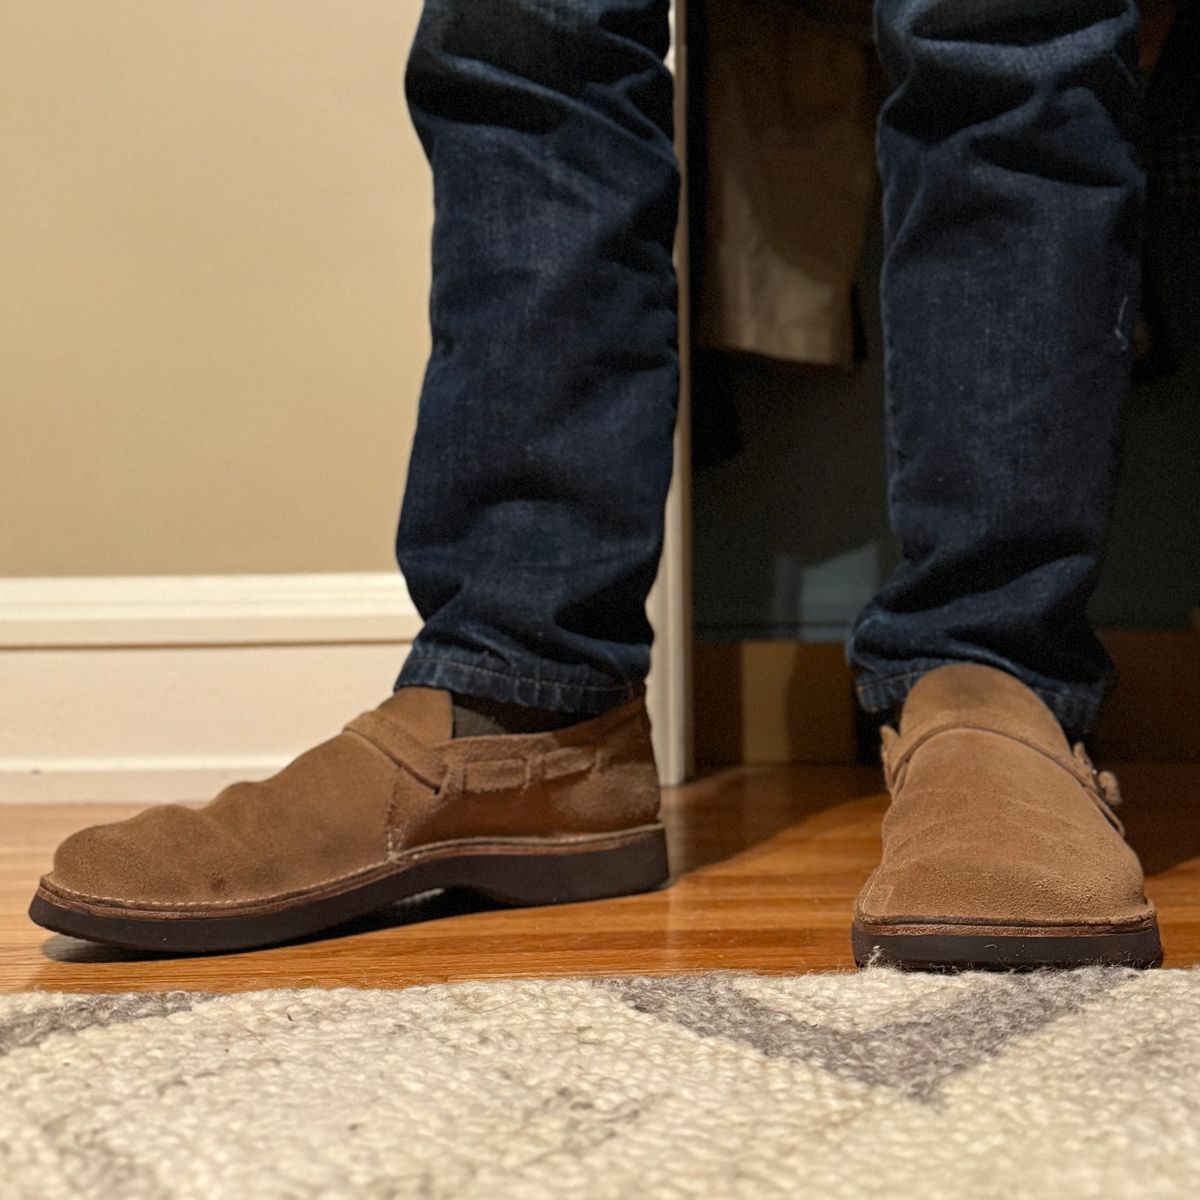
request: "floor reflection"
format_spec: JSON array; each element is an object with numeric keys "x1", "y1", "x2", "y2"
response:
[{"x1": 663, "y1": 763, "x2": 883, "y2": 876}]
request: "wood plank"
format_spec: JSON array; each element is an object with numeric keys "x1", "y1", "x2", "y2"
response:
[{"x1": 1, "y1": 762, "x2": 1196, "y2": 993}]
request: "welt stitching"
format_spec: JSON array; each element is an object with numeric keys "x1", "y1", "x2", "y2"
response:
[
  {"x1": 44, "y1": 861, "x2": 392, "y2": 910},
  {"x1": 46, "y1": 827, "x2": 662, "y2": 910},
  {"x1": 854, "y1": 913, "x2": 1158, "y2": 932}
]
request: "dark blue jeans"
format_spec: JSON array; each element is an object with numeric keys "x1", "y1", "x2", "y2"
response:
[{"x1": 396, "y1": 0, "x2": 1143, "y2": 732}]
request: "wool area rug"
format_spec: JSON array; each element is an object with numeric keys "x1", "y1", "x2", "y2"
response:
[{"x1": 2, "y1": 967, "x2": 1198, "y2": 1199}]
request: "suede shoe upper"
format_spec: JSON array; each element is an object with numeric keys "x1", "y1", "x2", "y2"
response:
[
  {"x1": 45, "y1": 688, "x2": 660, "y2": 911},
  {"x1": 856, "y1": 664, "x2": 1155, "y2": 930}
]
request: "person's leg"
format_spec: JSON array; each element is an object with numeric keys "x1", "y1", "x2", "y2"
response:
[
  {"x1": 849, "y1": 0, "x2": 1144, "y2": 734},
  {"x1": 396, "y1": 0, "x2": 681, "y2": 722},
  {"x1": 847, "y1": 0, "x2": 1161, "y2": 970},
  {"x1": 30, "y1": 0, "x2": 680, "y2": 953}
]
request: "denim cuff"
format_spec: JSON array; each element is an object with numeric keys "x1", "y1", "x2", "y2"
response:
[
  {"x1": 395, "y1": 651, "x2": 642, "y2": 716},
  {"x1": 854, "y1": 659, "x2": 1108, "y2": 734}
]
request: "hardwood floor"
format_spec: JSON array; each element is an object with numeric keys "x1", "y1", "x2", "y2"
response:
[{"x1": 2, "y1": 763, "x2": 1198, "y2": 993}]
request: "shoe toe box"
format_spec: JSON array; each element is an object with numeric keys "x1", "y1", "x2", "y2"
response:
[
  {"x1": 858, "y1": 807, "x2": 1154, "y2": 928},
  {"x1": 45, "y1": 805, "x2": 236, "y2": 909}
]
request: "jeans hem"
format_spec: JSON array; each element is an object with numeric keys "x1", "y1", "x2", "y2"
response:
[
  {"x1": 395, "y1": 651, "x2": 642, "y2": 716},
  {"x1": 854, "y1": 660, "x2": 1106, "y2": 733}
]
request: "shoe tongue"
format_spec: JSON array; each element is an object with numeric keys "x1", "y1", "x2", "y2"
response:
[
  {"x1": 899, "y1": 663, "x2": 1069, "y2": 751},
  {"x1": 375, "y1": 686, "x2": 454, "y2": 745}
]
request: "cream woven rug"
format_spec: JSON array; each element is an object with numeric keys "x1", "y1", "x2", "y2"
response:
[{"x1": 3, "y1": 968, "x2": 1198, "y2": 1199}]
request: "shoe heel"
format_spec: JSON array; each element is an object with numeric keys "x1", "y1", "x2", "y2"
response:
[{"x1": 457, "y1": 826, "x2": 670, "y2": 907}]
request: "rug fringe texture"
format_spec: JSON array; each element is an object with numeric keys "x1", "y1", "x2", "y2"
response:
[{"x1": 2, "y1": 967, "x2": 1198, "y2": 1198}]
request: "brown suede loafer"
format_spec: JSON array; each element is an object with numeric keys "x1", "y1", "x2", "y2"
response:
[
  {"x1": 852, "y1": 664, "x2": 1162, "y2": 970},
  {"x1": 28, "y1": 688, "x2": 668, "y2": 954}
]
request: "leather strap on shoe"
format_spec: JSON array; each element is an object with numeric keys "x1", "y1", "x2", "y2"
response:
[
  {"x1": 346, "y1": 711, "x2": 599, "y2": 797},
  {"x1": 345, "y1": 712, "x2": 447, "y2": 789},
  {"x1": 881, "y1": 718, "x2": 1124, "y2": 833}
]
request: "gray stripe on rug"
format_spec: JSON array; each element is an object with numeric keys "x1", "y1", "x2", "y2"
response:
[
  {"x1": 604, "y1": 968, "x2": 1131, "y2": 1101},
  {"x1": 0, "y1": 992, "x2": 210, "y2": 1060}
]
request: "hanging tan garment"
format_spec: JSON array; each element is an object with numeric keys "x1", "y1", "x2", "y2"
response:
[{"x1": 698, "y1": 0, "x2": 880, "y2": 368}]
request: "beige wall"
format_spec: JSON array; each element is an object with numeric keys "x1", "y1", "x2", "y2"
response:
[{"x1": 1, "y1": 0, "x2": 430, "y2": 577}]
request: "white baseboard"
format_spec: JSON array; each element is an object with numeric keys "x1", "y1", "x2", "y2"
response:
[
  {"x1": 0, "y1": 575, "x2": 420, "y2": 804},
  {"x1": 1, "y1": 573, "x2": 684, "y2": 803},
  {"x1": 0, "y1": 572, "x2": 424, "y2": 648},
  {"x1": 3, "y1": 757, "x2": 298, "y2": 805}
]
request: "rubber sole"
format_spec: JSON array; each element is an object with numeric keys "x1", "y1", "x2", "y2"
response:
[
  {"x1": 851, "y1": 919, "x2": 1163, "y2": 971},
  {"x1": 28, "y1": 826, "x2": 670, "y2": 955}
]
